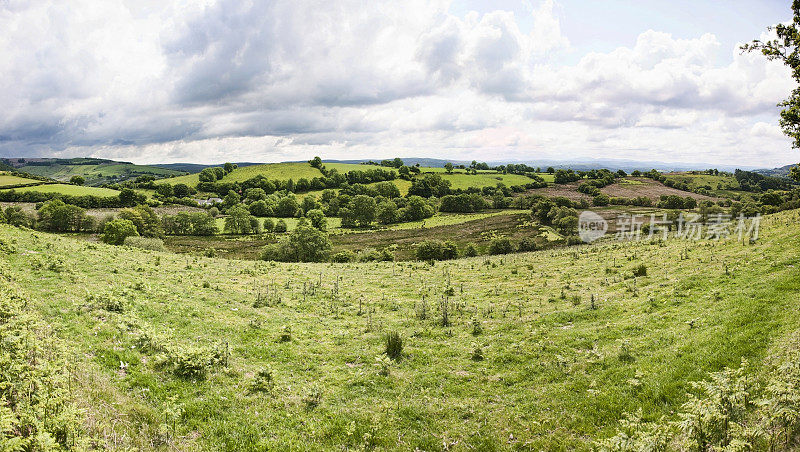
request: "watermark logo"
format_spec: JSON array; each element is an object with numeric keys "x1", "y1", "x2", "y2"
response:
[{"x1": 578, "y1": 211, "x2": 608, "y2": 243}]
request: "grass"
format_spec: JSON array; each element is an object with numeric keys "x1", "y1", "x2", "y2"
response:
[
  {"x1": 439, "y1": 172, "x2": 534, "y2": 189},
  {"x1": 0, "y1": 183, "x2": 120, "y2": 196},
  {"x1": 1, "y1": 209, "x2": 798, "y2": 449},
  {"x1": 0, "y1": 173, "x2": 43, "y2": 187},
  {"x1": 378, "y1": 209, "x2": 530, "y2": 231},
  {"x1": 165, "y1": 162, "x2": 324, "y2": 186},
  {"x1": 213, "y1": 216, "x2": 343, "y2": 233}
]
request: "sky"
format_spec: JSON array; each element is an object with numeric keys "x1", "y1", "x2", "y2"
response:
[{"x1": 0, "y1": 0, "x2": 797, "y2": 167}]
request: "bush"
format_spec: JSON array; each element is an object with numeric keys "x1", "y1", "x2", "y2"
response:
[
  {"x1": 632, "y1": 264, "x2": 647, "y2": 277},
  {"x1": 489, "y1": 237, "x2": 514, "y2": 255},
  {"x1": 416, "y1": 240, "x2": 459, "y2": 261},
  {"x1": 385, "y1": 331, "x2": 403, "y2": 360},
  {"x1": 464, "y1": 243, "x2": 478, "y2": 257},
  {"x1": 274, "y1": 219, "x2": 288, "y2": 233},
  {"x1": 262, "y1": 218, "x2": 275, "y2": 232},
  {"x1": 518, "y1": 237, "x2": 537, "y2": 252},
  {"x1": 102, "y1": 218, "x2": 139, "y2": 245},
  {"x1": 123, "y1": 236, "x2": 166, "y2": 252},
  {"x1": 260, "y1": 224, "x2": 332, "y2": 262},
  {"x1": 250, "y1": 367, "x2": 275, "y2": 393},
  {"x1": 331, "y1": 250, "x2": 357, "y2": 263}
]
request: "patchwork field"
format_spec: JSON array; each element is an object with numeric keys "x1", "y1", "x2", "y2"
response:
[
  {"x1": 20, "y1": 162, "x2": 184, "y2": 185},
  {"x1": 2, "y1": 209, "x2": 798, "y2": 450},
  {"x1": 601, "y1": 177, "x2": 718, "y2": 201}
]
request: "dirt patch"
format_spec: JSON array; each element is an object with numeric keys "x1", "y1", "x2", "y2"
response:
[
  {"x1": 516, "y1": 182, "x2": 591, "y2": 201},
  {"x1": 602, "y1": 178, "x2": 717, "y2": 201}
]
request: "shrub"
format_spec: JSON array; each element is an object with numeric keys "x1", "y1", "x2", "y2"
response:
[
  {"x1": 385, "y1": 331, "x2": 403, "y2": 360},
  {"x1": 263, "y1": 218, "x2": 275, "y2": 232},
  {"x1": 331, "y1": 250, "x2": 356, "y2": 263},
  {"x1": 518, "y1": 237, "x2": 537, "y2": 252},
  {"x1": 632, "y1": 264, "x2": 647, "y2": 277},
  {"x1": 472, "y1": 319, "x2": 483, "y2": 335},
  {"x1": 303, "y1": 386, "x2": 322, "y2": 410},
  {"x1": 170, "y1": 348, "x2": 212, "y2": 379},
  {"x1": 464, "y1": 243, "x2": 478, "y2": 257},
  {"x1": 274, "y1": 219, "x2": 288, "y2": 233},
  {"x1": 489, "y1": 237, "x2": 514, "y2": 255},
  {"x1": 250, "y1": 367, "x2": 275, "y2": 393},
  {"x1": 416, "y1": 240, "x2": 458, "y2": 261},
  {"x1": 102, "y1": 219, "x2": 139, "y2": 245},
  {"x1": 90, "y1": 293, "x2": 125, "y2": 312},
  {"x1": 123, "y1": 236, "x2": 166, "y2": 252},
  {"x1": 279, "y1": 325, "x2": 292, "y2": 343},
  {"x1": 471, "y1": 347, "x2": 484, "y2": 361},
  {"x1": 375, "y1": 355, "x2": 392, "y2": 376}
]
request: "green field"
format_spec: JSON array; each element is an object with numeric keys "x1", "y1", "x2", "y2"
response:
[
  {"x1": 0, "y1": 173, "x2": 43, "y2": 187},
  {"x1": 439, "y1": 172, "x2": 534, "y2": 189},
  {"x1": 0, "y1": 183, "x2": 120, "y2": 197},
  {"x1": 166, "y1": 162, "x2": 325, "y2": 187},
  {"x1": 2, "y1": 209, "x2": 798, "y2": 449},
  {"x1": 20, "y1": 162, "x2": 184, "y2": 185}
]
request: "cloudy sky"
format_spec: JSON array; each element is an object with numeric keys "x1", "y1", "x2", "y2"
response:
[{"x1": 0, "y1": 0, "x2": 796, "y2": 167}]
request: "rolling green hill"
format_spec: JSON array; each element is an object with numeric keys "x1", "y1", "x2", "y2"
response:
[
  {"x1": 2, "y1": 209, "x2": 798, "y2": 450},
  {"x1": 19, "y1": 161, "x2": 185, "y2": 186}
]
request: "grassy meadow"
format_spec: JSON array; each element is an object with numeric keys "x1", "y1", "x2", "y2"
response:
[
  {"x1": 2, "y1": 208, "x2": 798, "y2": 450},
  {"x1": 0, "y1": 183, "x2": 120, "y2": 196},
  {"x1": 0, "y1": 173, "x2": 43, "y2": 187}
]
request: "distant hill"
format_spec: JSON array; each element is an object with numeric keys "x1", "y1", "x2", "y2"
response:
[
  {"x1": 752, "y1": 163, "x2": 799, "y2": 179},
  {"x1": 1, "y1": 158, "x2": 186, "y2": 186},
  {"x1": 151, "y1": 162, "x2": 263, "y2": 173},
  {"x1": 320, "y1": 157, "x2": 759, "y2": 172}
]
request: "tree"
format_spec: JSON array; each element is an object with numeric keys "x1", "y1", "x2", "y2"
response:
[
  {"x1": 223, "y1": 190, "x2": 241, "y2": 209},
  {"x1": 248, "y1": 200, "x2": 271, "y2": 217},
  {"x1": 261, "y1": 224, "x2": 331, "y2": 262},
  {"x1": 744, "y1": 6, "x2": 800, "y2": 178},
  {"x1": 37, "y1": 199, "x2": 91, "y2": 232},
  {"x1": 224, "y1": 205, "x2": 255, "y2": 234},
  {"x1": 223, "y1": 162, "x2": 235, "y2": 174},
  {"x1": 306, "y1": 209, "x2": 327, "y2": 231},
  {"x1": 489, "y1": 237, "x2": 515, "y2": 255},
  {"x1": 308, "y1": 156, "x2": 323, "y2": 168},
  {"x1": 118, "y1": 205, "x2": 162, "y2": 237},
  {"x1": 4, "y1": 206, "x2": 32, "y2": 228},
  {"x1": 199, "y1": 168, "x2": 218, "y2": 182},
  {"x1": 275, "y1": 195, "x2": 299, "y2": 217},
  {"x1": 349, "y1": 195, "x2": 377, "y2": 227},
  {"x1": 118, "y1": 188, "x2": 145, "y2": 207},
  {"x1": 376, "y1": 200, "x2": 399, "y2": 224},
  {"x1": 102, "y1": 219, "x2": 139, "y2": 245},
  {"x1": 70, "y1": 175, "x2": 85, "y2": 186},
  {"x1": 173, "y1": 183, "x2": 191, "y2": 198},
  {"x1": 444, "y1": 162, "x2": 454, "y2": 174}
]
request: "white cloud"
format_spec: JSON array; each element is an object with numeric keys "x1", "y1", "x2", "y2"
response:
[{"x1": 0, "y1": 0, "x2": 796, "y2": 167}]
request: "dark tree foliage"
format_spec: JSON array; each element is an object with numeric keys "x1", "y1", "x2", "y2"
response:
[{"x1": 744, "y1": 3, "x2": 800, "y2": 179}]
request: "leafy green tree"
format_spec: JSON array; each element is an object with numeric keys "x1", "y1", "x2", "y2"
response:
[
  {"x1": 118, "y1": 188, "x2": 145, "y2": 207},
  {"x1": 223, "y1": 162, "x2": 236, "y2": 174},
  {"x1": 245, "y1": 188, "x2": 266, "y2": 202},
  {"x1": 224, "y1": 205, "x2": 255, "y2": 234},
  {"x1": 199, "y1": 167, "x2": 218, "y2": 182},
  {"x1": 4, "y1": 206, "x2": 32, "y2": 228},
  {"x1": 301, "y1": 194, "x2": 320, "y2": 212},
  {"x1": 444, "y1": 162, "x2": 454, "y2": 174},
  {"x1": 37, "y1": 199, "x2": 92, "y2": 232},
  {"x1": 248, "y1": 200, "x2": 271, "y2": 217},
  {"x1": 308, "y1": 156, "x2": 323, "y2": 168},
  {"x1": 349, "y1": 195, "x2": 377, "y2": 227},
  {"x1": 173, "y1": 183, "x2": 191, "y2": 198},
  {"x1": 275, "y1": 195, "x2": 299, "y2": 217},
  {"x1": 274, "y1": 219, "x2": 288, "y2": 233},
  {"x1": 70, "y1": 175, "x2": 85, "y2": 186},
  {"x1": 223, "y1": 190, "x2": 241, "y2": 209},
  {"x1": 156, "y1": 184, "x2": 174, "y2": 197},
  {"x1": 306, "y1": 209, "x2": 327, "y2": 231},
  {"x1": 401, "y1": 196, "x2": 434, "y2": 221},
  {"x1": 261, "y1": 224, "x2": 332, "y2": 262},
  {"x1": 376, "y1": 200, "x2": 399, "y2": 224},
  {"x1": 102, "y1": 219, "x2": 139, "y2": 245}
]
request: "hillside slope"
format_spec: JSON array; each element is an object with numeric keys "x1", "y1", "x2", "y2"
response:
[{"x1": 0, "y1": 210, "x2": 798, "y2": 449}]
